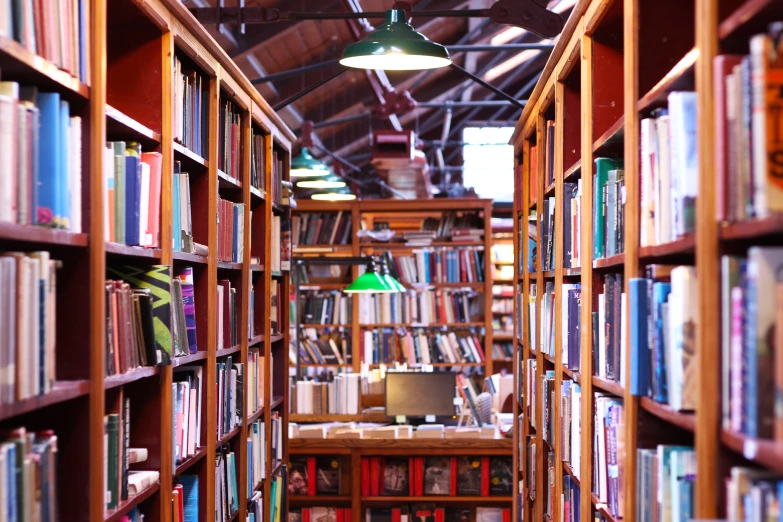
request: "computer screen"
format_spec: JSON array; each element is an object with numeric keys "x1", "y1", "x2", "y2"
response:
[{"x1": 385, "y1": 372, "x2": 456, "y2": 417}]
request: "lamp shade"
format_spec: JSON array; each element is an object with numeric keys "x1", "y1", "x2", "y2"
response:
[
  {"x1": 344, "y1": 270, "x2": 396, "y2": 293},
  {"x1": 295, "y1": 174, "x2": 347, "y2": 189},
  {"x1": 340, "y1": 9, "x2": 451, "y2": 71},
  {"x1": 291, "y1": 148, "x2": 330, "y2": 178},
  {"x1": 311, "y1": 187, "x2": 357, "y2": 201},
  {"x1": 382, "y1": 272, "x2": 406, "y2": 292}
]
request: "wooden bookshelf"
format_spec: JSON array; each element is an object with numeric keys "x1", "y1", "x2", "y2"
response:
[
  {"x1": 0, "y1": 2, "x2": 293, "y2": 522},
  {"x1": 511, "y1": 0, "x2": 755, "y2": 519}
]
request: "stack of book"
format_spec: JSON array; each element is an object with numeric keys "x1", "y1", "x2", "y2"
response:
[
  {"x1": 216, "y1": 356, "x2": 242, "y2": 440},
  {"x1": 358, "y1": 288, "x2": 481, "y2": 325},
  {"x1": 247, "y1": 350, "x2": 265, "y2": 414},
  {"x1": 300, "y1": 290, "x2": 352, "y2": 325},
  {"x1": 540, "y1": 197, "x2": 555, "y2": 272},
  {"x1": 360, "y1": 328, "x2": 485, "y2": 366},
  {"x1": 420, "y1": 211, "x2": 485, "y2": 240},
  {"x1": 593, "y1": 395, "x2": 624, "y2": 519},
  {"x1": 215, "y1": 447, "x2": 239, "y2": 521},
  {"x1": 270, "y1": 215, "x2": 291, "y2": 272},
  {"x1": 0, "y1": 84, "x2": 83, "y2": 231},
  {"x1": 563, "y1": 474, "x2": 580, "y2": 522},
  {"x1": 381, "y1": 248, "x2": 485, "y2": 284},
  {"x1": 293, "y1": 374, "x2": 361, "y2": 415},
  {"x1": 173, "y1": 475, "x2": 198, "y2": 522},
  {"x1": 172, "y1": 266, "x2": 198, "y2": 357},
  {"x1": 104, "y1": 398, "x2": 159, "y2": 511},
  {"x1": 560, "y1": 379, "x2": 581, "y2": 479},
  {"x1": 299, "y1": 328, "x2": 352, "y2": 366},
  {"x1": 492, "y1": 297, "x2": 513, "y2": 314},
  {"x1": 217, "y1": 279, "x2": 239, "y2": 351},
  {"x1": 217, "y1": 196, "x2": 244, "y2": 263},
  {"x1": 103, "y1": 142, "x2": 162, "y2": 247},
  {"x1": 105, "y1": 265, "x2": 172, "y2": 374},
  {"x1": 0, "y1": 428, "x2": 60, "y2": 522},
  {"x1": 724, "y1": 467, "x2": 783, "y2": 521},
  {"x1": 171, "y1": 160, "x2": 199, "y2": 254},
  {"x1": 0, "y1": 251, "x2": 58, "y2": 403},
  {"x1": 527, "y1": 284, "x2": 537, "y2": 348},
  {"x1": 525, "y1": 360, "x2": 537, "y2": 428},
  {"x1": 492, "y1": 342, "x2": 513, "y2": 359},
  {"x1": 247, "y1": 420, "x2": 267, "y2": 494},
  {"x1": 250, "y1": 126, "x2": 265, "y2": 191},
  {"x1": 172, "y1": 365, "x2": 203, "y2": 465},
  {"x1": 636, "y1": 445, "x2": 695, "y2": 522},
  {"x1": 173, "y1": 55, "x2": 209, "y2": 158},
  {"x1": 593, "y1": 159, "x2": 624, "y2": 259},
  {"x1": 271, "y1": 149, "x2": 284, "y2": 205},
  {"x1": 639, "y1": 92, "x2": 698, "y2": 245},
  {"x1": 594, "y1": 273, "x2": 624, "y2": 385},
  {"x1": 218, "y1": 97, "x2": 241, "y2": 181},
  {"x1": 563, "y1": 180, "x2": 582, "y2": 269},
  {"x1": 627, "y1": 266, "x2": 697, "y2": 411},
  {"x1": 293, "y1": 212, "x2": 353, "y2": 246},
  {"x1": 294, "y1": 508, "x2": 352, "y2": 522}
]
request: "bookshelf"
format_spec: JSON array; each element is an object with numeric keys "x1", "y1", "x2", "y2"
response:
[
  {"x1": 0, "y1": 1, "x2": 292, "y2": 522},
  {"x1": 513, "y1": 0, "x2": 783, "y2": 520},
  {"x1": 490, "y1": 231, "x2": 515, "y2": 365}
]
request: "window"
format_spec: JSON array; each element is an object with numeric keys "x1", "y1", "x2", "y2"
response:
[{"x1": 461, "y1": 126, "x2": 515, "y2": 203}]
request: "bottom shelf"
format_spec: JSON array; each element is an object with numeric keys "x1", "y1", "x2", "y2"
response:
[{"x1": 104, "y1": 482, "x2": 160, "y2": 522}]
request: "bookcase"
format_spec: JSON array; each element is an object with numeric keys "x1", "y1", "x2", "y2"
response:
[
  {"x1": 290, "y1": 198, "x2": 499, "y2": 422},
  {"x1": 0, "y1": 1, "x2": 292, "y2": 522},
  {"x1": 490, "y1": 230, "x2": 515, "y2": 374},
  {"x1": 512, "y1": 0, "x2": 783, "y2": 520}
]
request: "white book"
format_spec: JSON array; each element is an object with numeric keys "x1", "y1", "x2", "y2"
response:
[
  {"x1": 751, "y1": 35, "x2": 771, "y2": 217},
  {"x1": 138, "y1": 162, "x2": 150, "y2": 246},
  {"x1": 640, "y1": 117, "x2": 656, "y2": 247},
  {"x1": 655, "y1": 115, "x2": 671, "y2": 243},
  {"x1": 127, "y1": 470, "x2": 160, "y2": 496},
  {"x1": 668, "y1": 91, "x2": 698, "y2": 237},
  {"x1": 69, "y1": 116, "x2": 82, "y2": 233},
  {"x1": 596, "y1": 397, "x2": 608, "y2": 501},
  {"x1": 669, "y1": 266, "x2": 698, "y2": 411},
  {"x1": 181, "y1": 382, "x2": 191, "y2": 458},
  {"x1": 0, "y1": 90, "x2": 17, "y2": 223}
]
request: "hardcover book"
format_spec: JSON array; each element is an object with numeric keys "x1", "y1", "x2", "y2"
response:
[
  {"x1": 489, "y1": 457, "x2": 513, "y2": 496},
  {"x1": 381, "y1": 457, "x2": 410, "y2": 496},
  {"x1": 314, "y1": 457, "x2": 340, "y2": 495},
  {"x1": 456, "y1": 456, "x2": 482, "y2": 495},
  {"x1": 423, "y1": 456, "x2": 451, "y2": 496}
]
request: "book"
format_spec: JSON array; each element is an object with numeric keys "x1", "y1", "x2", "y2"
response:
[
  {"x1": 357, "y1": 327, "x2": 484, "y2": 366},
  {"x1": 0, "y1": 429, "x2": 58, "y2": 522},
  {"x1": 593, "y1": 158, "x2": 622, "y2": 259},
  {"x1": 172, "y1": 365, "x2": 203, "y2": 462},
  {"x1": 379, "y1": 248, "x2": 485, "y2": 285},
  {"x1": 456, "y1": 456, "x2": 483, "y2": 495},
  {"x1": 314, "y1": 457, "x2": 341, "y2": 495},
  {"x1": 423, "y1": 456, "x2": 452, "y2": 496},
  {"x1": 173, "y1": 54, "x2": 209, "y2": 158},
  {"x1": 636, "y1": 445, "x2": 695, "y2": 522},
  {"x1": 489, "y1": 456, "x2": 513, "y2": 496},
  {"x1": 358, "y1": 288, "x2": 482, "y2": 326},
  {"x1": 293, "y1": 374, "x2": 360, "y2": 415},
  {"x1": 218, "y1": 96, "x2": 241, "y2": 182},
  {"x1": 250, "y1": 125, "x2": 265, "y2": 191},
  {"x1": 173, "y1": 267, "x2": 198, "y2": 355}
]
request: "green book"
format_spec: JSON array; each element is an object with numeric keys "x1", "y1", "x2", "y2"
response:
[
  {"x1": 107, "y1": 414, "x2": 120, "y2": 510},
  {"x1": 229, "y1": 453, "x2": 238, "y2": 513},
  {"x1": 112, "y1": 141, "x2": 126, "y2": 244},
  {"x1": 593, "y1": 157, "x2": 622, "y2": 259}
]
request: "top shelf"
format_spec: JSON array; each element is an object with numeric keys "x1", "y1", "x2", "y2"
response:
[
  {"x1": 105, "y1": 105, "x2": 161, "y2": 147},
  {"x1": 637, "y1": 49, "x2": 698, "y2": 113}
]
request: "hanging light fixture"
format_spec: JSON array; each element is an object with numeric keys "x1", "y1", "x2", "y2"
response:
[
  {"x1": 344, "y1": 260, "x2": 398, "y2": 293},
  {"x1": 295, "y1": 174, "x2": 347, "y2": 189},
  {"x1": 291, "y1": 147, "x2": 330, "y2": 178},
  {"x1": 340, "y1": 8, "x2": 451, "y2": 71},
  {"x1": 379, "y1": 259, "x2": 406, "y2": 293},
  {"x1": 310, "y1": 187, "x2": 357, "y2": 201}
]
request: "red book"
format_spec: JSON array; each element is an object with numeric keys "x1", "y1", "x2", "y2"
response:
[
  {"x1": 435, "y1": 508, "x2": 445, "y2": 522},
  {"x1": 481, "y1": 457, "x2": 491, "y2": 496},
  {"x1": 459, "y1": 251, "x2": 467, "y2": 282},
  {"x1": 408, "y1": 458, "x2": 415, "y2": 496},
  {"x1": 173, "y1": 484, "x2": 184, "y2": 522},
  {"x1": 530, "y1": 145, "x2": 538, "y2": 204},
  {"x1": 346, "y1": 508, "x2": 352, "y2": 522},
  {"x1": 302, "y1": 509, "x2": 311, "y2": 522},
  {"x1": 370, "y1": 457, "x2": 380, "y2": 496},
  {"x1": 413, "y1": 457, "x2": 423, "y2": 496},
  {"x1": 361, "y1": 458, "x2": 370, "y2": 496},
  {"x1": 392, "y1": 508, "x2": 401, "y2": 522},
  {"x1": 336, "y1": 509, "x2": 345, "y2": 522},
  {"x1": 449, "y1": 457, "x2": 457, "y2": 496},
  {"x1": 502, "y1": 508, "x2": 511, "y2": 522},
  {"x1": 714, "y1": 54, "x2": 744, "y2": 222},
  {"x1": 307, "y1": 457, "x2": 316, "y2": 496}
]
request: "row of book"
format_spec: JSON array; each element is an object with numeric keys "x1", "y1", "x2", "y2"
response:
[
  {"x1": 103, "y1": 142, "x2": 162, "y2": 248},
  {"x1": 217, "y1": 355, "x2": 242, "y2": 440},
  {"x1": 362, "y1": 506, "x2": 509, "y2": 522},
  {"x1": 492, "y1": 341, "x2": 513, "y2": 359},
  {"x1": 271, "y1": 279, "x2": 282, "y2": 335},
  {"x1": 270, "y1": 149, "x2": 285, "y2": 205},
  {"x1": 560, "y1": 380, "x2": 582, "y2": 479},
  {"x1": 0, "y1": 427, "x2": 59, "y2": 522},
  {"x1": 104, "y1": 398, "x2": 159, "y2": 511},
  {"x1": 172, "y1": 365, "x2": 203, "y2": 466},
  {"x1": 0, "y1": 251, "x2": 58, "y2": 403},
  {"x1": 218, "y1": 97, "x2": 241, "y2": 181},
  {"x1": 271, "y1": 215, "x2": 292, "y2": 272},
  {"x1": 715, "y1": 27, "x2": 783, "y2": 223},
  {"x1": 419, "y1": 211, "x2": 485, "y2": 241},
  {"x1": 216, "y1": 446, "x2": 239, "y2": 522},
  {"x1": 172, "y1": 266, "x2": 198, "y2": 357},
  {"x1": 172, "y1": 161, "x2": 201, "y2": 254},
  {"x1": 250, "y1": 127, "x2": 265, "y2": 191},
  {"x1": 217, "y1": 279, "x2": 240, "y2": 351},
  {"x1": 636, "y1": 445, "x2": 695, "y2": 522},
  {"x1": 360, "y1": 328, "x2": 486, "y2": 366},
  {"x1": 247, "y1": 419, "x2": 267, "y2": 495},
  {"x1": 299, "y1": 328, "x2": 352, "y2": 366},
  {"x1": 380, "y1": 248, "x2": 485, "y2": 285},
  {"x1": 563, "y1": 180, "x2": 582, "y2": 269},
  {"x1": 356, "y1": 456, "x2": 513, "y2": 497},
  {"x1": 593, "y1": 159, "x2": 624, "y2": 260},
  {"x1": 172, "y1": 475, "x2": 199, "y2": 522},
  {"x1": 293, "y1": 211, "x2": 352, "y2": 246},
  {"x1": 524, "y1": 360, "x2": 537, "y2": 431},
  {"x1": 292, "y1": 508, "x2": 351, "y2": 522},
  {"x1": 268, "y1": 470, "x2": 286, "y2": 522},
  {"x1": 357, "y1": 289, "x2": 482, "y2": 325},
  {"x1": 595, "y1": 274, "x2": 623, "y2": 383},
  {"x1": 0, "y1": 84, "x2": 82, "y2": 231},
  {"x1": 247, "y1": 350, "x2": 265, "y2": 415},
  {"x1": 492, "y1": 297, "x2": 513, "y2": 313},
  {"x1": 292, "y1": 374, "x2": 362, "y2": 415},
  {"x1": 0, "y1": 0, "x2": 89, "y2": 82},
  {"x1": 593, "y1": 395, "x2": 624, "y2": 519},
  {"x1": 173, "y1": 54, "x2": 209, "y2": 159},
  {"x1": 639, "y1": 92, "x2": 698, "y2": 246},
  {"x1": 217, "y1": 196, "x2": 244, "y2": 263},
  {"x1": 541, "y1": 371, "x2": 555, "y2": 446},
  {"x1": 539, "y1": 197, "x2": 555, "y2": 272},
  {"x1": 628, "y1": 265, "x2": 697, "y2": 411},
  {"x1": 724, "y1": 466, "x2": 783, "y2": 521},
  {"x1": 300, "y1": 290, "x2": 352, "y2": 326},
  {"x1": 563, "y1": 475, "x2": 580, "y2": 522}
]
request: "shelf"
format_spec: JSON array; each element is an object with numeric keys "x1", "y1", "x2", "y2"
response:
[
  {"x1": 720, "y1": 429, "x2": 783, "y2": 472},
  {"x1": 719, "y1": 0, "x2": 783, "y2": 41},
  {"x1": 175, "y1": 447, "x2": 207, "y2": 476},
  {"x1": 638, "y1": 48, "x2": 698, "y2": 112},
  {"x1": 493, "y1": 278, "x2": 514, "y2": 283},
  {"x1": 172, "y1": 351, "x2": 208, "y2": 367},
  {"x1": 543, "y1": 352, "x2": 555, "y2": 364},
  {"x1": 217, "y1": 261, "x2": 242, "y2": 270},
  {"x1": 289, "y1": 412, "x2": 388, "y2": 423},
  {"x1": 299, "y1": 363, "x2": 353, "y2": 368},
  {"x1": 720, "y1": 215, "x2": 783, "y2": 241},
  {"x1": 272, "y1": 202, "x2": 289, "y2": 215},
  {"x1": 105, "y1": 242, "x2": 162, "y2": 260},
  {"x1": 401, "y1": 282, "x2": 486, "y2": 289},
  {"x1": 172, "y1": 251, "x2": 208, "y2": 265},
  {"x1": 638, "y1": 235, "x2": 695, "y2": 261},
  {"x1": 0, "y1": 223, "x2": 88, "y2": 247},
  {"x1": 249, "y1": 335, "x2": 264, "y2": 347},
  {"x1": 542, "y1": 270, "x2": 555, "y2": 278},
  {"x1": 104, "y1": 366, "x2": 160, "y2": 390},
  {"x1": 218, "y1": 169, "x2": 243, "y2": 190},
  {"x1": 492, "y1": 311, "x2": 513, "y2": 315},
  {"x1": 216, "y1": 345, "x2": 241, "y2": 358},
  {"x1": 250, "y1": 186, "x2": 266, "y2": 200},
  {"x1": 592, "y1": 376, "x2": 624, "y2": 397},
  {"x1": 270, "y1": 334, "x2": 285, "y2": 343},
  {"x1": 563, "y1": 267, "x2": 581, "y2": 277},
  {"x1": 290, "y1": 495, "x2": 353, "y2": 504},
  {"x1": 562, "y1": 366, "x2": 580, "y2": 383},
  {"x1": 591, "y1": 493, "x2": 619, "y2": 522},
  {"x1": 0, "y1": 380, "x2": 89, "y2": 422},
  {"x1": 639, "y1": 397, "x2": 695, "y2": 432},
  {"x1": 218, "y1": 425, "x2": 241, "y2": 445},
  {"x1": 544, "y1": 182, "x2": 555, "y2": 197},
  {"x1": 250, "y1": 264, "x2": 265, "y2": 272},
  {"x1": 363, "y1": 496, "x2": 513, "y2": 504},
  {"x1": 0, "y1": 34, "x2": 89, "y2": 98},
  {"x1": 592, "y1": 116, "x2": 624, "y2": 156},
  {"x1": 593, "y1": 253, "x2": 624, "y2": 270},
  {"x1": 226, "y1": 511, "x2": 239, "y2": 522},
  {"x1": 493, "y1": 332, "x2": 514, "y2": 340},
  {"x1": 105, "y1": 105, "x2": 161, "y2": 146},
  {"x1": 247, "y1": 407, "x2": 265, "y2": 424},
  {"x1": 294, "y1": 245, "x2": 353, "y2": 254},
  {"x1": 173, "y1": 141, "x2": 209, "y2": 168},
  {"x1": 563, "y1": 461, "x2": 580, "y2": 488},
  {"x1": 290, "y1": 438, "x2": 513, "y2": 451},
  {"x1": 270, "y1": 396, "x2": 285, "y2": 410},
  {"x1": 563, "y1": 159, "x2": 581, "y2": 181},
  {"x1": 104, "y1": 482, "x2": 160, "y2": 522}
]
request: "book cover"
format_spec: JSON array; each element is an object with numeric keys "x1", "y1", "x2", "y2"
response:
[
  {"x1": 288, "y1": 456, "x2": 308, "y2": 495},
  {"x1": 423, "y1": 456, "x2": 451, "y2": 495},
  {"x1": 314, "y1": 457, "x2": 340, "y2": 495},
  {"x1": 456, "y1": 456, "x2": 482, "y2": 496},
  {"x1": 489, "y1": 456, "x2": 513, "y2": 496},
  {"x1": 381, "y1": 457, "x2": 409, "y2": 496},
  {"x1": 174, "y1": 267, "x2": 198, "y2": 353}
]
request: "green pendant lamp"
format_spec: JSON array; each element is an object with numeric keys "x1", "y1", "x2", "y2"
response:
[
  {"x1": 291, "y1": 147, "x2": 330, "y2": 178},
  {"x1": 344, "y1": 261, "x2": 397, "y2": 293},
  {"x1": 379, "y1": 260, "x2": 406, "y2": 292},
  {"x1": 295, "y1": 174, "x2": 347, "y2": 189},
  {"x1": 311, "y1": 186, "x2": 357, "y2": 201},
  {"x1": 340, "y1": 8, "x2": 451, "y2": 71}
]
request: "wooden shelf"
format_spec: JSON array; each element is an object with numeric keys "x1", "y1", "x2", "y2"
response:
[
  {"x1": 105, "y1": 105, "x2": 161, "y2": 145},
  {"x1": 289, "y1": 412, "x2": 388, "y2": 423},
  {"x1": 0, "y1": 381, "x2": 89, "y2": 422},
  {"x1": 173, "y1": 141, "x2": 209, "y2": 168},
  {"x1": 172, "y1": 251, "x2": 209, "y2": 264},
  {"x1": 172, "y1": 351, "x2": 208, "y2": 367},
  {"x1": 359, "y1": 322, "x2": 485, "y2": 328},
  {"x1": 563, "y1": 267, "x2": 581, "y2": 277},
  {"x1": 299, "y1": 363, "x2": 352, "y2": 368},
  {"x1": 543, "y1": 352, "x2": 555, "y2": 364},
  {"x1": 591, "y1": 493, "x2": 619, "y2": 522},
  {"x1": 271, "y1": 396, "x2": 285, "y2": 409},
  {"x1": 720, "y1": 429, "x2": 783, "y2": 473},
  {"x1": 300, "y1": 324, "x2": 352, "y2": 328},
  {"x1": 544, "y1": 182, "x2": 555, "y2": 197},
  {"x1": 249, "y1": 335, "x2": 264, "y2": 347},
  {"x1": 104, "y1": 366, "x2": 160, "y2": 389},
  {"x1": 294, "y1": 245, "x2": 353, "y2": 254},
  {"x1": 638, "y1": 235, "x2": 695, "y2": 261},
  {"x1": 592, "y1": 376, "x2": 624, "y2": 397},
  {"x1": 217, "y1": 261, "x2": 242, "y2": 270},
  {"x1": 247, "y1": 407, "x2": 265, "y2": 424},
  {"x1": 401, "y1": 281, "x2": 486, "y2": 289},
  {"x1": 719, "y1": 0, "x2": 783, "y2": 41},
  {"x1": 563, "y1": 159, "x2": 581, "y2": 181},
  {"x1": 216, "y1": 345, "x2": 241, "y2": 358},
  {"x1": 0, "y1": 34, "x2": 89, "y2": 98},
  {"x1": 719, "y1": 215, "x2": 783, "y2": 241},
  {"x1": 592, "y1": 253, "x2": 624, "y2": 270},
  {"x1": 290, "y1": 495, "x2": 353, "y2": 504},
  {"x1": 105, "y1": 242, "x2": 162, "y2": 260},
  {"x1": 218, "y1": 169, "x2": 243, "y2": 190},
  {"x1": 563, "y1": 462, "x2": 580, "y2": 488},
  {"x1": 250, "y1": 263, "x2": 264, "y2": 272},
  {"x1": 639, "y1": 397, "x2": 695, "y2": 432},
  {"x1": 638, "y1": 48, "x2": 698, "y2": 112},
  {"x1": 290, "y1": 438, "x2": 513, "y2": 452},
  {"x1": 363, "y1": 496, "x2": 513, "y2": 504},
  {"x1": 0, "y1": 223, "x2": 88, "y2": 246},
  {"x1": 270, "y1": 334, "x2": 285, "y2": 343},
  {"x1": 218, "y1": 426, "x2": 241, "y2": 445},
  {"x1": 592, "y1": 116, "x2": 624, "y2": 155},
  {"x1": 562, "y1": 366, "x2": 580, "y2": 383},
  {"x1": 250, "y1": 186, "x2": 266, "y2": 200},
  {"x1": 175, "y1": 447, "x2": 207, "y2": 476},
  {"x1": 104, "y1": 482, "x2": 160, "y2": 522},
  {"x1": 542, "y1": 270, "x2": 555, "y2": 278},
  {"x1": 359, "y1": 241, "x2": 485, "y2": 249}
]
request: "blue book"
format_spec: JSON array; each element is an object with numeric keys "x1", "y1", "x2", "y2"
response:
[
  {"x1": 474, "y1": 250, "x2": 483, "y2": 282},
  {"x1": 35, "y1": 92, "x2": 62, "y2": 227},
  {"x1": 652, "y1": 283, "x2": 672, "y2": 403},
  {"x1": 179, "y1": 475, "x2": 199, "y2": 522},
  {"x1": 59, "y1": 101, "x2": 70, "y2": 229},
  {"x1": 629, "y1": 278, "x2": 650, "y2": 396},
  {"x1": 172, "y1": 173, "x2": 181, "y2": 252},
  {"x1": 7, "y1": 444, "x2": 17, "y2": 522},
  {"x1": 269, "y1": 476, "x2": 278, "y2": 522},
  {"x1": 124, "y1": 155, "x2": 140, "y2": 245}
]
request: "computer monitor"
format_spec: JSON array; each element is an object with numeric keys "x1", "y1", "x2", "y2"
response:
[{"x1": 385, "y1": 372, "x2": 456, "y2": 418}]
